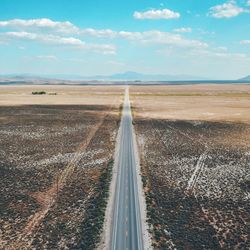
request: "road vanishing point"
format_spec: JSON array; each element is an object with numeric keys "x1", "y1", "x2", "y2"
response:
[{"x1": 111, "y1": 87, "x2": 144, "y2": 250}]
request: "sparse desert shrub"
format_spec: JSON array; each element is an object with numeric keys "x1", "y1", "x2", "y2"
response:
[
  {"x1": 240, "y1": 180, "x2": 250, "y2": 191},
  {"x1": 75, "y1": 158, "x2": 114, "y2": 250},
  {"x1": 134, "y1": 118, "x2": 250, "y2": 249},
  {"x1": 32, "y1": 91, "x2": 46, "y2": 95},
  {"x1": 0, "y1": 105, "x2": 120, "y2": 250}
]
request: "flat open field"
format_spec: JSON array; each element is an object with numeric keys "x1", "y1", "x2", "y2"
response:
[
  {"x1": 0, "y1": 86, "x2": 123, "y2": 249},
  {"x1": 130, "y1": 84, "x2": 250, "y2": 123},
  {"x1": 0, "y1": 85, "x2": 123, "y2": 106},
  {"x1": 130, "y1": 85, "x2": 250, "y2": 249}
]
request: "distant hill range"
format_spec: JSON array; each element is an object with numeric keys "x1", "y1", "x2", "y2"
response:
[
  {"x1": 0, "y1": 72, "x2": 250, "y2": 85},
  {"x1": 0, "y1": 71, "x2": 208, "y2": 81},
  {"x1": 239, "y1": 75, "x2": 250, "y2": 81},
  {"x1": 99, "y1": 71, "x2": 209, "y2": 81}
]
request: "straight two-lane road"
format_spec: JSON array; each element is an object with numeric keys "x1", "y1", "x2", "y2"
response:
[{"x1": 111, "y1": 87, "x2": 144, "y2": 250}]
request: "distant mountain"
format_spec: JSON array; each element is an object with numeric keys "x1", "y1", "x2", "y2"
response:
[
  {"x1": 239, "y1": 75, "x2": 250, "y2": 81},
  {"x1": 5, "y1": 72, "x2": 250, "y2": 84},
  {"x1": 2, "y1": 72, "x2": 250, "y2": 82},
  {"x1": 40, "y1": 71, "x2": 208, "y2": 81},
  {"x1": 106, "y1": 71, "x2": 208, "y2": 81},
  {"x1": 0, "y1": 71, "x2": 209, "y2": 81}
]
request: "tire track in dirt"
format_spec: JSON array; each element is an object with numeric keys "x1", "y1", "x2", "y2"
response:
[
  {"x1": 7, "y1": 111, "x2": 109, "y2": 250},
  {"x1": 187, "y1": 151, "x2": 207, "y2": 193}
]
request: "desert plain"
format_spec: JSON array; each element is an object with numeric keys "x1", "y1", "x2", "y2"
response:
[
  {"x1": 130, "y1": 84, "x2": 250, "y2": 249},
  {"x1": 0, "y1": 84, "x2": 249, "y2": 249},
  {"x1": 0, "y1": 85, "x2": 123, "y2": 249}
]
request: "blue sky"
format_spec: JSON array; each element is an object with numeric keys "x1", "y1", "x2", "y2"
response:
[{"x1": 0, "y1": 0, "x2": 250, "y2": 79}]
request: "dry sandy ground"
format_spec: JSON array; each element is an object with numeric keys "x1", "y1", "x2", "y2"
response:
[
  {"x1": 0, "y1": 85, "x2": 124, "y2": 106},
  {"x1": 130, "y1": 84, "x2": 250, "y2": 123},
  {"x1": 0, "y1": 85, "x2": 124, "y2": 249},
  {"x1": 131, "y1": 84, "x2": 250, "y2": 249}
]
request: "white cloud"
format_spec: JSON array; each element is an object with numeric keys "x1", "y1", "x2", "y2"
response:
[
  {"x1": 80, "y1": 29, "x2": 207, "y2": 49},
  {"x1": 2, "y1": 31, "x2": 116, "y2": 54},
  {"x1": 0, "y1": 18, "x2": 205, "y2": 51},
  {"x1": 208, "y1": 1, "x2": 249, "y2": 18},
  {"x1": 5, "y1": 31, "x2": 83, "y2": 45},
  {"x1": 81, "y1": 28, "x2": 117, "y2": 38},
  {"x1": 36, "y1": 55, "x2": 58, "y2": 60},
  {"x1": 215, "y1": 46, "x2": 228, "y2": 52},
  {"x1": 188, "y1": 47, "x2": 249, "y2": 61},
  {"x1": 107, "y1": 60, "x2": 126, "y2": 67},
  {"x1": 68, "y1": 58, "x2": 87, "y2": 63},
  {"x1": 117, "y1": 31, "x2": 142, "y2": 40},
  {"x1": 0, "y1": 18, "x2": 79, "y2": 33},
  {"x1": 0, "y1": 18, "x2": 208, "y2": 53},
  {"x1": 133, "y1": 9, "x2": 180, "y2": 19},
  {"x1": 240, "y1": 40, "x2": 250, "y2": 44},
  {"x1": 173, "y1": 27, "x2": 192, "y2": 33},
  {"x1": 159, "y1": 45, "x2": 250, "y2": 63},
  {"x1": 138, "y1": 31, "x2": 208, "y2": 49},
  {"x1": 197, "y1": 29, "x2": 216, "y2": 36},
  {"x1": 0, "y1": 40, "x2": 8, "y2": 45},
  {"x1": 247, "y1": 1, "x2": 250, "y2": 6},
  {"x1": 81, "y1": 29, "x2": 142, "y2": 40}
]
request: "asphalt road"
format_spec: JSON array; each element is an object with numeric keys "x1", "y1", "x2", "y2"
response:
[{"x1": 111, "y1": 87, "x2": 144, "y2": 250}]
